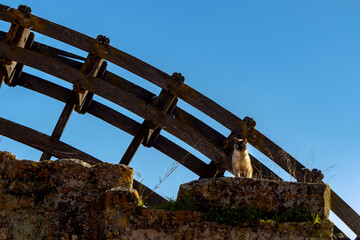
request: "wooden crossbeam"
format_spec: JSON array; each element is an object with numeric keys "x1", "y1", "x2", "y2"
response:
[
  {"x1": 0, "y1": 5, "x2": 32, "y2": 87},
  {"x1": 17, "y1": 71, "x2": 210, "y2": 177},
  {"x1": 120, "y1": 122, "x2": 153, "y2": 165},
  {"x1": 120, "y1": 75, "x2": 182, "y2": 166}
]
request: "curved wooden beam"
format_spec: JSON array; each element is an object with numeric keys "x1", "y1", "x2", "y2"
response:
[
  {"x1": 0, "y1": 4, "x2": 332, "y2": 181},
  {"x1": 17, "y1": 72, "x2": 210, "y2": 178},
  {"x1": 0, "y1": 41, "x2": 231, "y2": 171},
  {"x1": 0, "y1": 39, "x2": 326, "y2": 181},
  {"x1": 0, "y1": 117, "x2": 101, "y2": 165},
  {"x1": 13, "y1": 39, "x2": 278, "y2": 180}
]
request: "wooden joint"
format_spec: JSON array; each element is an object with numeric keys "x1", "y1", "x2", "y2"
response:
[
  {"x1": 222, "y1": 132, "x2": 237, "y2": 154},
  {"x1": 96, "y1": 35, "x2": 110, "y2": 45},
  {"x1": 232, "y1": 116, "x2": 256, "y2": 139},
  {"x1": 76, "y1": 50, "x2": 107, "y2": 114},
  {"x1": 171, "y1": 72, "x2": 185, "y2": 83},
  {"x1": 143, "y1": 89, "x2": 178, "y2": 148},
  {"x1": 17, "y1": 5, "x2": 32, "y2": 18},
  {"x1": 120, "y1": 88, "x2": 179, "y2": 164},
  {"x1": 302, "y1": 168, "x2": 324, "y2": 183},
  {"x1": 203, "y1": 132, "x2": 237, "y2": 178},
  {"x1": 0, "y1": 21, "x2": 33, "y2": 87},
  {"x1": 244, "y1": 116, "x2": 256, "y2": 129},
  {"x1": 7, "y1": 5, "x2": 32, "y2": 21}
]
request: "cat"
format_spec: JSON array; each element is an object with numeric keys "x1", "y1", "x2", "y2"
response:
[{"x1": 232, "y1": 138, "x2": 253, "y2": 178}]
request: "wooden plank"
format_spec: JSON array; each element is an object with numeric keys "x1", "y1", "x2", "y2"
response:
[
  {"x1": 0, "y1": 42, "x2": 246, "y2": 172},
  {"x1": 0, "y1": 41, "x2": 219, "y2": 171},
  {"x1": 48, "y1": 92, "x2": 76, "y2": 139},
  {"x1": 17, "y1": 72, "x2": 210, "y2": 177},
  {"x1": 17, "y1": 72, "x2": 71, "y2": 102},
  {"x1": 250, "y1": 155, "x2": 282, "y2": 181},
  {"x1": 120, "y1": 123, "x2": 152, "y2": 165},
  {"x1": 102, "y1": 71, "x2": 156, "y2": 103},
  {"x1": 88, "y1": 102, "x2": 209, "y2": 177},
  {"x1": 331, "y1": 190, "x2": 360, "y2": 237},
  {"x1": 31, "y1": 41, "x2": 86, "y2": 61},
  {"x1": 10, "y1": 41, "x2": 230, "y2": 173},
  {"x1": 333, "y1": 225, "x2": 350, "y2": 240},
  {"x1": 0, "y1": 40, "x2": 224, "y2": 171},
  {"x1": 0, "y1": 117, "x2": 101, "y2": 164},
  {"x1": 39, "y1": 91, "x2": 77, "y2": 161}
]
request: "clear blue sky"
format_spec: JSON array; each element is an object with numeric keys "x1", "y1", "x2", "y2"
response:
[{"x1": 1, "y1": 1, "x2": 359, "y2": 238}]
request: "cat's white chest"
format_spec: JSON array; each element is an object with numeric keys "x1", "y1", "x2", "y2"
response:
[{"x1": 232, "y1": 150, "x2": 250, "y2": 165}]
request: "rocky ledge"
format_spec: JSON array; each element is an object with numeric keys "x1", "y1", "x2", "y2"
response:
[
  {"x1": 0, "y1": 152, "x2": 333, "y2": 239},
  {"x1": 178, "y1": 177, "x2": 331, "y2": 219}
]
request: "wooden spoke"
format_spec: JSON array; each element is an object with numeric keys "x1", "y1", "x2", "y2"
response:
[{"x1": 39, "y1": 92, "x2": 77, "y2": 161}]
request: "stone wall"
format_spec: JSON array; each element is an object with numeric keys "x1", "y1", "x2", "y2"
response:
[
  {"x1": 177, "y1": 177, "x2": 331, "y2": 219},
  {"x1": 0, "y1": 151, "x2": 333, "y2": 239}
]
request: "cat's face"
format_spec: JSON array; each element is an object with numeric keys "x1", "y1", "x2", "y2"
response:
[{"x1": 234, "y1": 138, "x2": 247, "y2": 151}]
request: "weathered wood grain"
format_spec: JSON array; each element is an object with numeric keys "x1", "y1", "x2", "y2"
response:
[
  {"x1": 331, "y1": 190, "x2": 360, "y2": 237},
  {"x1": 0, "y1": 22, "x2": 286, "y2": 179},
  {"x1": 1, "y1": 40, "x2": 310, "y2": 180},
  {"x1": 120, "y1": 88, "x2": 177, "y2": 165},
  {"x1": 120, "y1": 123, "x2": 152, "y2": 165},
  {"x1": 2, "y1": 30, "x2": 85, "y2": 60},
  {"x1": 39, "y1": 92, "x2": 76, "y2": 161},
  {"x1": 17, "y1": 71, "x2": 210, "y2": 177},
  {"x1": 0, "y1": 41, "x2": 231, "y2": 170},
  {"x1": 0, "y1": 117, "x2": 101, "y2": 164}
]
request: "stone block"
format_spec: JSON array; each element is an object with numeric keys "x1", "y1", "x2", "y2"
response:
[
  {"x1": 121, "y1": 209, "x2": 333, "y2": 240},
  {"x1": 0, "y1": 154, "x2": 134, "y2": 195},
  {"x1": 177, "y1": 177, "x2": 331, "y2": 219},
  {"x1": 0, "y1": 152, "x2": 138, "y2": 239}
]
